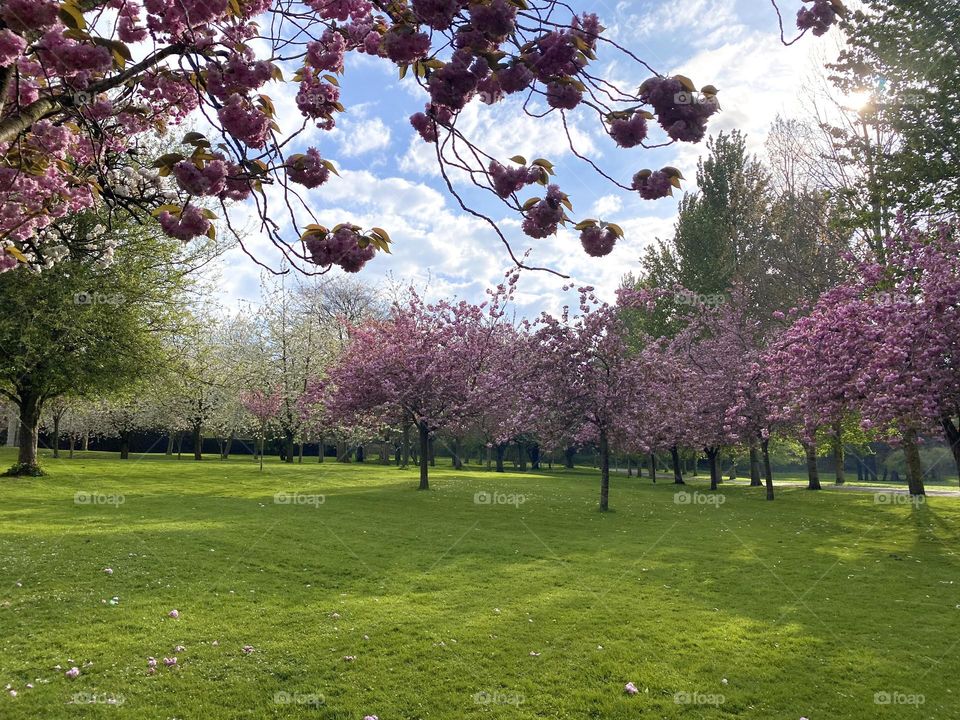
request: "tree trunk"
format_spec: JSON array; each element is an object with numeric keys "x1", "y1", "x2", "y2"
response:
[
  {"x1": 69, "y1": 435, "x2": 75, "y2": 459},
  {"x1": 224, "y1": 431, "x2": 234, "y2": 460},
  {"x1": 318, "y1": 435, "x2": 325, "y2": 463},
  {"x1": 940, "y1": 414, "x2": 960, "y2": 487},
  {"x1": 671, "y1": 445, "x2": 684, "y2": 485},
  {"x1": 832, "y1": 423, "x2": 845, "y2": 485},
  {"x1": 401, "y1": 425, "x2": 410, "y2": 468},
  {"x1": 495, "y1": 443, "x2": 506, "y2": 473},
  {"x1": 485, "y1": 444, "x2": 492, "y2": 471},
  {"x1": 749, "y1": 445, "x2": 762, "y2": 486},
  {"x1": 599, "y1": 429, "x2": 610, "y2": 512},
  {"x1": 298, "y1": 441, "x2": 304, "y2": 463},
  {"x1": 428, "y1": 438, "x2": 435, "y2": 467},
  {"x1": 564, "y1": 445, "x2": 575, "y2": 469},
  {"x1": 529, "y1": 443, "x2": 540, "y2": 470},
  {"x1": 176, "y1": 432, "x2": 183, "y2": 460},
  {"x1": 165, "y1": 432, "x2": 175, "y2": 456},
  {"x1": 706, "y1": 447, "x2": 720, "y2": 491},
  {"x1": 284, "y1": 433, "x2": 294, "y2": 464},
  {"x1": 517, "y1": 441, "x2": 527, "y2": 471},
  {"x1": 52, "y1": 415, "x2": 61, "y2": 458},
  {"x1": 761, "y1": 438, "x2": 774, "y2": 501},
  {"x1": 648, "y1": 452, "x2": 656, "y2": 482},
  {"x1": 418, "y1": 422, "x2": 430, "y2": 490},
  {"x1": 452, "y1": 438, "x2": 463, "y2": 469},
  {"x1": 16, "y1": 391, "x2": 41, "y2": 468},
  {"x1": 902, "y1": 427, "x2": 926, "y2": 497},
  {"x1": 119, "y1": 433, "x2": 130, "y2": 460},
  {"x1": 804, "y1": 441, "x2": 821, "y2": 490},
  {"x1": 193, "y1": 424, "x2": 202, "y2": 461},
  {"x1": 83, "y1": 432, "x2": 90, "y2": 452}
]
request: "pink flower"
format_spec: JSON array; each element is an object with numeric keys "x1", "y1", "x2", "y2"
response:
[
  {"x1": 173, "y1": 645, "x2": 186, "y2": 652},
  {"x1": 363, "y1": 716, "x2": 379, "y2": 720},
  {"x1": 147, "y1": 657, "x2": 157, "y2": 668},
  {"x1": 65, "y1": 667, "x2": 80, "y2": 679},
  {"x1": 242, "y1": 645, "x2": 255, "y2": 654},
  {"x1": 163, "y1": 657, "x2": 177, "y2": 667},
  {"x1": 342, "y1": 655, "x2": 356, "y2": 661},
  {"x1": 168, "y1": 609, "x2": 180, "y2": 619},
  {"x1": 624, "y1": 682, "x2": 638, "y2": 695}
]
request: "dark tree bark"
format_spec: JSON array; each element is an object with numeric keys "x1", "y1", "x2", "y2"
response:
[
  {"x1": 648, "y1": 452, "x2": 656, "y2": 482},
  {"x1": 401, "y1": 424, "x2": 410, "y2": 468},
  {"x1": 485, "y1": 443, "x2": 492, "y2": 471},
  {"x1": 193, "y1": 423, "x2": 203, "y2": 461},
  {"x1": 284, "y1": 432, "x2": 294, "y2": 463},
  {"x1": 706, "y1": 447, "x2": 720, "y2": 491},
  {"x1": 68, "y1": 435, "x2": 75, "y2": 459},
  {"x1": 428, "y1": 438, "x2": 435, "y2": 467},
  {"x1": 940, "y1": 413, "x2": 960, "y2": 486},
  {"x1": 749, "y1": 445, "x2": 762, "y2": 486},
  {"x1": 356, "y1": 445, "x2": 365, "y2": 462},
  {"x1": 671, "y1": 445, "x2": 684, "y2": 485},
  {"x1": 165, "y1": 432, "x2": 175, "y2": 456},
  {"x1": 418, "y1": 422, "x2": 430, "y2": 490},
  {"x1": 626, "y1": 457, "x2": 633, "y2": 477},
  {"x1": 804, "y1": 441, "x2": 821, "y2": 490},
  {"x1": 119, "y1": 432, "x2": 130, "y2": 460},
  {"x1": 517, "y1": 441, "x2": 527, "y2": 471},
  {"x1": 529, "y1": 443, "x2": 540, "y2": 470},
  {"x1": 16, "y1": 389, "x2": 41, "y2": 468},
  {"x1": 452, "y1": 438, "x2": 463, "y2": 469},
  {"x1": 761, "y1": 438, "x2": 775, "y2": 500},
  {"x1": 318, "y1": 435, "x2": 325, "y2": 463},
  {"x1": 564, "y1": 445, "x2": 575, "y2": 469},
  {"x1": 832, "y1": 422, "x2": 845, "y2": 485},
  {"x1": 495, "y1": 443, "x2": 506, "y2": 473},
  {"x1": 224, "y1": 431, "x2": 234, "y2": 460},
  {"x1": 903, "y1": 427, "x2": 926, "y2": 497},
  {"x1": 599, "y1": 429, "x2": 610, "y2": 512}
]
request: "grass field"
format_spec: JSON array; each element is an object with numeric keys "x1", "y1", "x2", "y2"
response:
[{"x1": 1, "y1": 448, "x2": 959, "y2": 719}]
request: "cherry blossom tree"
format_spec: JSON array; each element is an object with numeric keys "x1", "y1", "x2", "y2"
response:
[
  {"x1": 241, "y1": 386, "x2": 282, "y2": 471},
  {"x1": 324, "y1": 291, "x2": 472, "y2": 490},
  {"x1": 0, "y1": 0, "x2": 839, "y2": 277}
]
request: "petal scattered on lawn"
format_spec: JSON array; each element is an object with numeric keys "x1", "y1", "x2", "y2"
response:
[
  {"x1": 624, "y1": 682, "x2": 638, "y2": 695},
  {"x1": 168, "y1": 609, "x2": 180, "y2": 619},
  {"x1": 242, "y1": 645, "x2": 255, "y2": 655},
  {"x1": 65, "y1": 667, "x2": 80, "y2": 679},
  {"x1": 103, "y1": 568, "x2": 113, "y2": 575}
]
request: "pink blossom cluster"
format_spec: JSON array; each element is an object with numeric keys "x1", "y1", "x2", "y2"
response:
[
  {"x1": 304, "y1": 225, "x2": 375, "y2": 273},
  {"x1": 217, "y1": 94, "x2": 271, "y2": 148},
  {"x1": 488, "y1": 161, "x2": 543, "y2": 199},
  {"x1": 638, "y1": 76, "x2": 719, "y2": 143},
  {"x1": 522, "y1": 185, "x2": 566, "y2": 239},
  {"x1": 158, "y1": 206, "x2": 211, "y2": 241},
  {"x1": 609, "y1": 113, "x2": 649, "y2": 148},
  {"x1": 409, "y1": 103, "x2": 454, "y2": 143},
  {"x1": 797, "y1": 0, "x2": 840, "y2": 36},
  {"x1": 579, "y1": 225, "x2": 617, "y2": 257},
  {"x1": 286, "y1": 148, "x2": 331, "y2": 189},
  {"x1": 631, "y1": 169, "x2": 673, "y2": 200},
  {"x1": 296, "y1": 74, "x2": 341, "y2": 130},
  {"x1": 307, "y1": 29, "x2": 348, "y2": 73}
]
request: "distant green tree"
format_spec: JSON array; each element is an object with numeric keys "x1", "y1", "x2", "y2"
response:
[{"x1": 0, "y1": 213, "x2": 193, "y2": 474}]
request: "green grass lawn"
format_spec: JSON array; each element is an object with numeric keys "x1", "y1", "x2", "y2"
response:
[{"x1": 2, "y1": 448, "x2": 959, "y2": 719}]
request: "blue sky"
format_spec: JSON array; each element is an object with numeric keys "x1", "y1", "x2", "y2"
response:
[{"x1": 214, "y1": 0, "x2": 846, "y2": 317}]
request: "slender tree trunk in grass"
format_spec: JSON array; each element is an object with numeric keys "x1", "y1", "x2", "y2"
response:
[
  {"x1": 259, "y1": 436, "x2": 264, "y2": 472},
  {"x1": 832, "y1": 422, "x2": 845, "y2": 485},
  {"x1": 15, "y1": 390, "x2": 41, "y2": 469},
  {"x1": 599, "y1": 429, "x2": 610, "y2": 512},
  {"x1": 52, "y1": 415, "x2": 60, "y2": 458},
  {"x1": 940, "y1": 413, "x2": 960, "y2": 487},
  {"x1": 565, "y1": 445, "x2": 575, "y2": 469},
  {"x1": 83, "y1": 432, "x2": 89, "y2": 452},
  {"x1": 318, "y1": 435, "x2": 325, "y2": 463},
  {"x1": 176, "y1": 432, "x2": 182, "y2": 460},
  {"x1": 671, "y1": 445, "x2": 684, "y2": 485},
  {"x1": 486, "y1": 444, "x2": 492, "y2": 471},
  {"x1": 285, "y1": 433, "x2": 294, "y2": 464},
  {"x1": 452, "y1": 438, "x2": 462, "y2": 469},
  {"x1": 428, "y1": 438, "x2": 435, "y2": 467},
  {"x1": 518, "y1": 441, "x2": 527, "y2": 471},
  {"x1": 691, "y1": 454, "x2": 698, "y2": 476},
  {"x1": 749, "y1": 445, "x2": 762, "y2": 486},
  {"x1": 706, "y1": 447, "x2": 720, "y2": 490},
  {"x1": 298, "y1": 442, "x2": 303, "y2": 464},
  {"x1": 626, "y1": 457, "x2": 632, "y2": 477},
  {"x1": 495, "y1": 443, "x2": 506, "y2": 473},
  {"x1": 401, "y1": 425, "x2": 410, "y2": 468},
  {"x1": 903, "y1": 427, "x2": 926, "y2": 497},
  {"x1": 69, "y1": 435, "x2": 75, "y2": 459},
  {"x1": 119, "y1": 433, "x2": 130, "y2": 460},
  {"x1": 648, "y1": 452, "x2": 656, "y2": 482},
  {"x1": 418, "y1": 422, "x2": 430, "y2": 490},
  {"x1": 165, "y1": 432, "x2": 175, "y2": 456},
  {"x1": 193, "y1": 424, "x2": 202, "y2": 461},
  {"x1": 761, "y1": 438, "x2": 775, "y2": 500},
  {"x1": 804, "y1": 441, "x2": 821, "y2": 490},
  {"x1": 225, "y1": 431, "x2": 234, "y2": 459}
]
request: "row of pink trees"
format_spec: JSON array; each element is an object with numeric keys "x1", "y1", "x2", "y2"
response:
[{"x1": 310, "y1": 221, "x2": 958, "y2": 508}]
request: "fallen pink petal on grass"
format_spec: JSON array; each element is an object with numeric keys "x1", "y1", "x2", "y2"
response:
[{"x1": 624, "y1": 682, "x2": 638, "y2": 695}]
